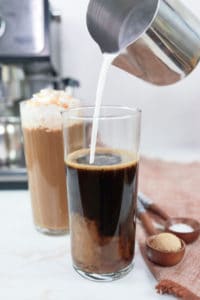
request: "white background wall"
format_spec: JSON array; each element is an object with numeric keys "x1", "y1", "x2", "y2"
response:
[{"x1": 50, "y1": 0, "x2": 200, "y2": 160}]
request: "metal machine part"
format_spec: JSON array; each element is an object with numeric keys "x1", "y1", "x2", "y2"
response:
[
  {"x1": 87, "y1": 0, "x2": 200, "y2": 85},
  {"x1": 0, "y1": 0, "x2": 62, "y2": 105},
  {"x1": 0, "y1": 0, "x2": 48, "y2": 60},
  {"x1": 0, "y1": 65, "x2": 25, "y2": 106},
  {"x1": 0, "y1": 168, "x2": 27, "y2": 190},
  {"x1": 0, "y1": 0, "x2": 80, "y2": 188},
  {"x1": 0, "y1": 116, "x2": 25, "y2": 167}
]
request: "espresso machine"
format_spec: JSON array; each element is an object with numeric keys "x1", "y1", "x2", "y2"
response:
[{"x1": 0, "y1": 0, "x2": 78, "y2": 189}]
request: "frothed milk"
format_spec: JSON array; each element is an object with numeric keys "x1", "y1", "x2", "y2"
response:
[{"x1": 21, "y1": 90, "x2": 80, "y2": 235}]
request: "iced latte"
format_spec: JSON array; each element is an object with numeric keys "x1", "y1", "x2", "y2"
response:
[{"x1": 20, "y1": 90, "x2": 80, "y2": 235}]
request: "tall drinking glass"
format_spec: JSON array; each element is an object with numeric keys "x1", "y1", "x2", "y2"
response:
[
  {"x1": 20, "y1": 94, "x2": 80, "y2": 235},
  {"x1": 62, "y1": 106, "x2": 141, "y2": 281}
]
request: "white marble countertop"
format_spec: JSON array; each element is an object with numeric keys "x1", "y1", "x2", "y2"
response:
[{"x1": 0, "y1": 191, "x2": 174, "y2": 300}]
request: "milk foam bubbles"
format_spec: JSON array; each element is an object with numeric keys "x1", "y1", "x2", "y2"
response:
[{"x1": 20, "y1": 89, "x2": 80, "y2": 130}]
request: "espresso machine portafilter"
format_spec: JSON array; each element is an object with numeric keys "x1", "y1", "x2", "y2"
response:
[{"x1": 87, "y1": 0, "x2": 200, "y2": 86}]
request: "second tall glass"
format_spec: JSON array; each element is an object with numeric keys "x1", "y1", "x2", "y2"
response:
[{"x1": 20, "y1": 91, "x2": 80, "y2": 235}]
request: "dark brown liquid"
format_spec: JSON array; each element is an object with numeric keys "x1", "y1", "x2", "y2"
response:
[{"x1": 66, "y1": 148, "x2": 138, "y2": 274}]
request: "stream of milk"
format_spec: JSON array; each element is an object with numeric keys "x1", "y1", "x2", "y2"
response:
[{"x1": 89, "y1": 53, "x2": 117, "y2": 164}]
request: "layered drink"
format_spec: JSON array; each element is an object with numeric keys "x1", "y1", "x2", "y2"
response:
[
  {"x1": 21, "y1": 89, "x2": 80, "y2": 235},
  {"x1": 66, "y1": 148, "x2": 139, "y2": 276}
]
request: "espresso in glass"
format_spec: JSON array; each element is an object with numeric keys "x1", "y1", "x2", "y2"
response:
[
  {"x1": 63, "y1": 106, "x2": 141, "y2": 281},
  {"x1": 66, "y1": 148, "x2": 138, "y2": 276}
]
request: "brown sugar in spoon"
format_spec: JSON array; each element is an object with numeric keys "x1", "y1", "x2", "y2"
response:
[{"x1": 137, "y1": 199, "x2": 185, "y2": 267}]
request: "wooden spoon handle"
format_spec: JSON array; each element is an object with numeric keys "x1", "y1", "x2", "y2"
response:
[
  {"x1": 139, "y1": 212, "x2": 158, "y2": 236},
  {"x1": 138, "y1": 192, "x2": 170, "y2": 220},
  {"x1": 149, "y1": 203, "x2": 169, "y2": 220}
]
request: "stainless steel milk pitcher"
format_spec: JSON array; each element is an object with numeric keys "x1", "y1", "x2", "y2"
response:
[{"x1": 87, "y1": 0, "x2": 200, "y2": 85}]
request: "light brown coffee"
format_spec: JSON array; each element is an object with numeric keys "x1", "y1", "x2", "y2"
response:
[
  {"x1": 23, "y1": 127, "x2": 68, "y2": 232},
  {"x1": 20, "y1": 90, "x2": 81, "y2": 234}
]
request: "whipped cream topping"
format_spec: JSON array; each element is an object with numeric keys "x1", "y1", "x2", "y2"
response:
[
  {"x1": 29, "y1": 89, "x2": 79, "y2": 109},
  {"x1": 21, "y1": 89, "x2": 80, "y2": 130}
]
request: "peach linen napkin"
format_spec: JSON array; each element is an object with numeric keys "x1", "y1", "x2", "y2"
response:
[{"x1": 138, "y1": 157, "x2": 200, "y2": 300}]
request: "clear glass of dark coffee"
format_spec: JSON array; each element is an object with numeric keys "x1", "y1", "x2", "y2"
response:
[{"x1": 62, "y1": 106, "x2": 141, "y2": 281}]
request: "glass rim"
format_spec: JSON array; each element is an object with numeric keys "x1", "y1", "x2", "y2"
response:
[{"x1": 62, "y1": 105, "x2": 142, "y2": 121}]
